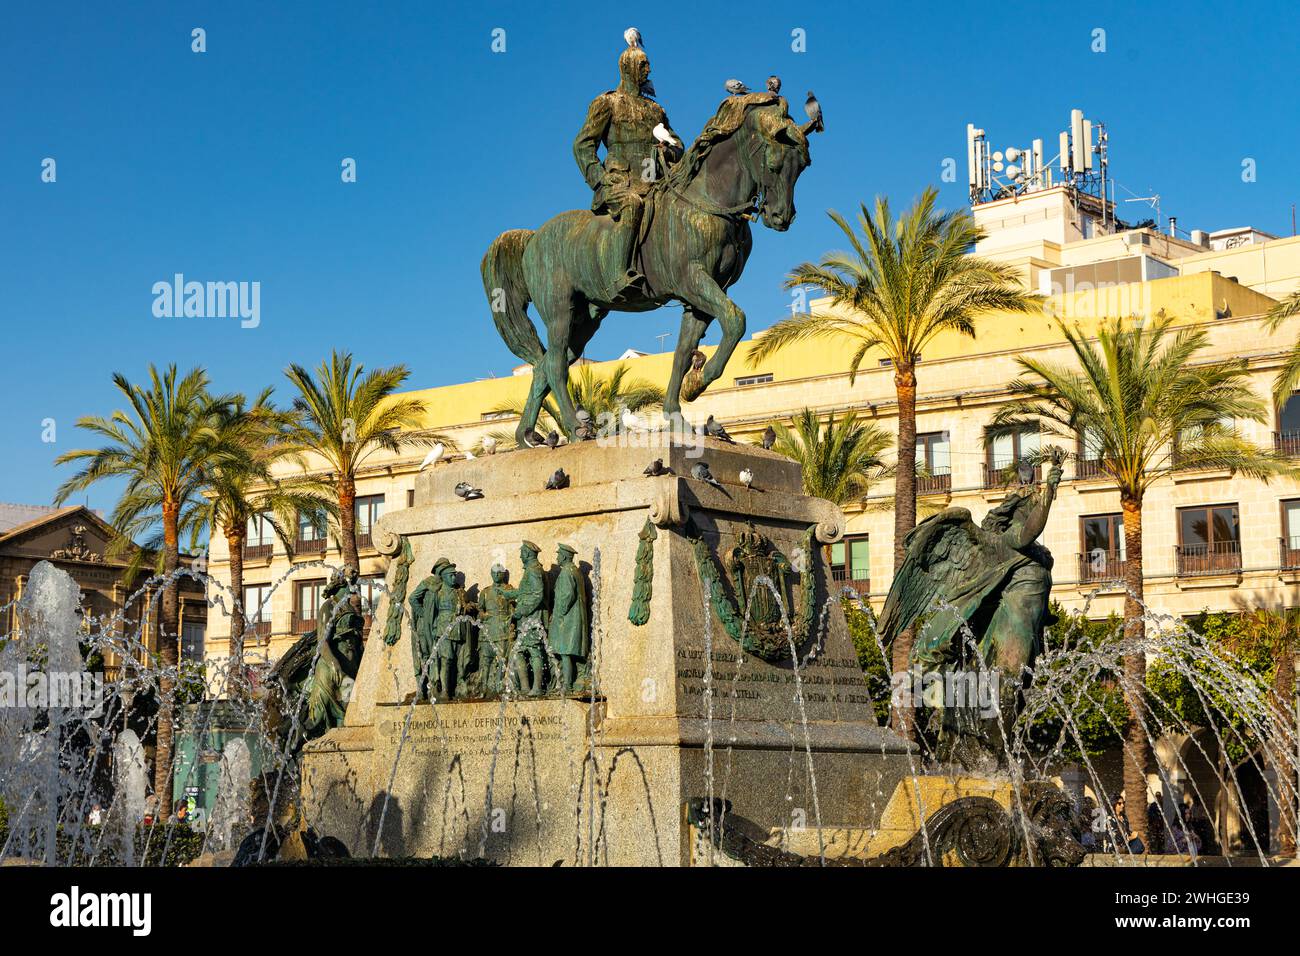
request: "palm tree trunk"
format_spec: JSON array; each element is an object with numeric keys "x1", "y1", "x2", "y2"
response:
[
  {"x1": 226, "y1": 525, "x2": 246, "y2": 663},
  {"x1": 1273, "y1": 644, "x2": 1297, "y2": 855},
  {"x1": 339, "y1": 474, "x2": 358, "y2": 571},
  {"x1": 1121, "y1": 495, "x2": 1150, "y2": 848},
  {"x1": 891, "y1": 366, "x2": 918, "y2": 741},
  {"x1": 154, "y1": 500, "x2": 181, "y2": 807}
]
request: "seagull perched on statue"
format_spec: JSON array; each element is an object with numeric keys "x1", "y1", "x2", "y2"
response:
[
  {"x1": 767, "y1": 75, "x2": 781, "y2": 94},
  {"x1": 725, "y1": 79, "x2": 750, "y2": 95},
  {"x1": 704, "y1": 415, "x2": 735, "y2": 444},
  {"x1": 454, "y1": 481, "x2": 483, "y2": 501},
  {"x1": 545, "y1": 468, "x2": 570, "y2": 490},
  {"x1": 761, "y1": 426, "x2": 776, "y2": 450},
  {"x1": 804, "y1": 91, "x2": 823, "y2": 132},
  {"x1": 691, "y1": 461, "x2": 723, "y2": 489},
  {"x1": 653, "y1": 123, "x2": 679, "y2": 148},
  {"x1": 621, "y1": 409, "x2": 645, "y2": 432},
  {"x1": 624, "y1": 26, "x2": 642, "y2": 49},
  {"x1": 419, "y1": 443, "x2": 445, "y2": 471}
]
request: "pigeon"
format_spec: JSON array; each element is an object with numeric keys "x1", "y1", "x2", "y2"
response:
[
  {"x1": 691, "y1": 461, "x2": 723, "y2": 489},
  {"x1": 704, "y1": 415, "x2": 735, "y2": 443},
  {"x1": 725, "y1": 79, "x2": 750, "y2": 95},
  {"x1": 689, "y1": 350, "x2": 706, "y2": 373},
  {"x1": 454, "y1": 481, "x2": 484, "y2": 501},
  {"x1": 652, "y1": 123, "x2": 679, "y2": 148},
  {"x1": 804, "y1": 91, "x2": 823, "y2": 132},
  {"x1": 767, "y1": 75, "x2": 781, "y2": 94},
  {"x1": 740, "y1": 468, "x2": 754, "y2": 489},
  {"x1": 545, "y1": 468, "x2": 570, "y2": 490},
  {"x1": 482, "y1": 436, "x2": 498, "y2": 456},
  {"x1": 624, "y1": 26, "x2": 642, "y2": 49},
  {"x1": 522, "y1": 428, "x2": 545, "y2": 448},
  {"x1": 419, "y1": 443, "x2": 445, "y2": 471},
  {"x1": 761, "y1": 425, "x2": 776, "y2": 450},
  {"x1": 621, "y1": 409, "x2": 645, "y2": 432},
  {"x1": 545, "y1": 430, "x2": 560, "y2": 449},
  {"x1": 643, "y1": 458, "x2": 671, "y2": 477}
]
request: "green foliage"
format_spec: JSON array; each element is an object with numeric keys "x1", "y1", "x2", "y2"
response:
[
  {"x1": 0, "y1": 820, "x2": 205, "y2": 867},
  {"x1": 487, "y1": 362, "x2": 663, "y2": 448},
  {"x1": 842, "y1": 598, "x2": 891, "y2": 724},
  {"x1": 761, "y1": 408, "x2": 891, "y2": 508}
]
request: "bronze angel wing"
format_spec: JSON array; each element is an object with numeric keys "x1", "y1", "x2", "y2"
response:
[{"x1": 875, "y1": 507, "x2": 982, "y2": 649}]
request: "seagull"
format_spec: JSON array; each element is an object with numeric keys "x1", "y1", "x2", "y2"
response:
[
  {"x1": 740, "y1": 468, "x2": 754, "y2": 489},
  {"x1": 545, "y1": 468, "x2": 570, "y2": 490},
  {"x1": 643, "y1": 458, "x2": 672, "y2": 477},
  {"x1": 482, "y1": 436, "x2": 498, "y2": 456},
  {"x1": 624, "y1": 26, "x2": 642, "y2": 49},
  {"x1": 545, "y1": 430, "x2": 560, "y2": 449},
  {"x1": 767, "y1": 75, "x2": 781, "y2": 94},
  {"x1": 419, "y1": 443, "x2": 445, "y2": 471},
  {"x1": 454, "y1": 481, "x2": 484, "y2": 501},
  {"x1": 465, "y1": 451, "x2": 476, "y2": 460},
  {"x1": 691, "y1": 461, "x2": 723, "y2": 489},
  {"x1": 761, "y1": 425, "x2": 776, "y2": 450},
  {"x1": 653, "y1": 123, "x2": 679, "y2": 148},
  {"x1": 725, "y1": 79, "x2": 750, "y2": 95},
  {"x1": 704, "y1": 415, "x2": 735, "y2": 443},
  {"x1": 804, "y1": 91, "x2": 823, "y2": 132}
]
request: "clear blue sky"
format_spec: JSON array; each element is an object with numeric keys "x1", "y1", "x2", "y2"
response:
[{"x1": 2, "y1": 0, "x2": 1297, "y2": 513}]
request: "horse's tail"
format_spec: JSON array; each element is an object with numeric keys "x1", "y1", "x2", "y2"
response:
[{"x1": 481, "y1": 229, "x2": 545, "y2": 366}]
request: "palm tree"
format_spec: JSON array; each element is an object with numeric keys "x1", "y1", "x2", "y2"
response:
[
  {"x1": 284, "y1": 352, "x2": 453, "y2": 571},
  {"x1": 1265, "y1": 291, "x2": 1300, "y2": 405},
  {"x1": 760, "y1": 408, "x2": 891, "y2": 507},
  {"x1": 196, "y1": 389, "x2": 337, "y2": 670},
  {"x1": 750, "y1": 187, "x2": 1040, "y2": 734},
  {"x1": 54, "y1": 365, "x2": 234, "y2": 800},
  {"x1": 989, "y1": 315, "x2": 1292, "y2": 845},
  {"x1": 485, "y1": 362, "x2": 663, "y2": 449}
]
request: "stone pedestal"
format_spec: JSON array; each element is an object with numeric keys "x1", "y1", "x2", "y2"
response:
[{"x1": 302, "y1": 437, "x2": 911, "y2": 865}]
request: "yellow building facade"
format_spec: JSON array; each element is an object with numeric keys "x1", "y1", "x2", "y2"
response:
[{"x1": 203, "y1": 217, "x2": 1300, "y2": 677}]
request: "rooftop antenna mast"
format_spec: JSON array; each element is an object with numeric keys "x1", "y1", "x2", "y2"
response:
[{"x1": 1124, "y1": 193, "x2": 1162, "y2": 230}]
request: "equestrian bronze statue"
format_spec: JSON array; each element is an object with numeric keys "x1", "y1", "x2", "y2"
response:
[{"x1": 482, "y1": 31, "x2": 821, "y2": 445}]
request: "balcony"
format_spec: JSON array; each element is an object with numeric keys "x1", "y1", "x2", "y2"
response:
[
  {"x1": 982, "y1": 460, "x2": 1040, "y2": 490},
  {"x1": 1075, "y1": 458, "x2": 1107, "y2": 481},
  {"x1": 245, "y1": 619, "x2": 272, "y2": 642},
  {"x1": 916, "y1": 466, "x2": 952, "y2": 495},
  {"x1": 295, "y1": 536, "x2": 326, "y2": 556},
  {"x1": 1275, "y1": 431, "x2": 1300, "y2": 458},
  {"x1": 358, "y1": 531, "x2": 374, "y2": 552},
  {"x1": 1281, "y1": 537, "x2": 1300, "y2": 572},
  {"x1": 1077, "y1": 550, "x2": 1127, "y2": 587},
  {"x1": 290, "y1": 611, "x2": 318, "y2": 635},
  {"x1": 831, "y1": 567, "x2": 870, "y2": 598},
  {"x1": 243, "y1": 543, "x2": 273, "y2": 562},
  {"x1": 1175, "y1": 541, "x2": 1242, "y2": 578}
]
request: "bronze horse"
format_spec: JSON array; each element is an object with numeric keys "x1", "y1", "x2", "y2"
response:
[{"x1": 483, "y1": 93, "x2": 817, "y2": 444}]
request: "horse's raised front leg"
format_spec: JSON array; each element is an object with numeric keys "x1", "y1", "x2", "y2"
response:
[
  {"x1": 664, "y1": 305, "x2": 710, "y2": 420},
  {"x1": 679, "y1": 267, "x2": 745, "y2": 403}
]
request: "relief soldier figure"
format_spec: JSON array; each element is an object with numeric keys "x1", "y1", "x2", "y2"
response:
[
  {"x1": 476, "y1": 563, "x2": 518, "y2": 695},
  {"x1": 572, "y1": 33, "x2": 683, "y2": 302},
  {"x1": 502, "y1": 540, "x2": 548, "y2": 697},
  {"x1": 549, "y1": 543, "x2": 590, "y2": 694},
  {"x1": 408, "y1": 558, "x2": 449, "y2": 702},
  {"x1": 431, "y1": 561, "x2": 474, "y2": 699}
]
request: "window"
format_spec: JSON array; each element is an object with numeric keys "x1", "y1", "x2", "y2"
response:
[
  {"x1": 1175, "y1": 417, "x2": 1235, "y2": 469},
  {"x1": 355, "y1": 495, "x2": 384, "y2": 550},
  {"x1": 244, "y1": 512, "x2": 275, "y2": 560},
  {"x1": 1076, "y1": 426, "x2": 1106, "y2": 479},
  {"x1": 406, "y1": 489, "x2": 415, "y2": 508},
  {"x1": 1277, "y1": 395, "x2": 1300, "y2": 457},
  {"x1": 1282, "y1": 500, "x2": 1300, "y2": 569},
  {"x1": 1176, "y1": 504, "x2": 1241, "y2": 576},
  {"x1": 1080, "y1": 513, "x2": 1126, "y2": 584},
  {"x1": 358, "y1": 575, "x2": 384, "y2": 634},
  {"x1": 985, "y1": 428, "x2": 1039, "y2": 488},
  {"x1": 480, "y1": 411, "x2": 512, "y2": 421},
  {"x1": 830, "y1": 536, "x2": 870, "y2": 597},
  {"x1": 915, "y1": 431, "x2": 952, "y2": 494},
  {"x1": 295, "y1": 579, "x2": 325, "y2": 633},
  {"x1": 181, "y1": 621, "x2": 205, "y2": 662},
  {"x1": 242, "y1": 583, "x2": 273, "y2": 640},
  {"x1": 296, "y1": 510, "x2": 326, "y2": 554},
  {"x1": 734, "y1": 373, "x2": 773, "y2": 387}
]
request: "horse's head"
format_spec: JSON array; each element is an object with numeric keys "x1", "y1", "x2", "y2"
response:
[{"x1": 747, "y1": 105, "x2": 812, "y2": 231}]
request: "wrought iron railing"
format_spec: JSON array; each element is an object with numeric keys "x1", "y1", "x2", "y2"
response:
[
  {"x1": 916, "y1": 466, "x2": 952, "y2": 495},
  {"x1": 831, "y1": 566, "x2": 871, "y2": 598},
  {"x1": 1078, "y1": 550, "x2": 1127, "y2": 585},
  {"x1": 982, "y1": 460, "x2": 1040, "y2": 489},
  {"x1": 1174, "y1": 541, "x2": 1242, "y2": 577},
  {"x1": 295, "y1": 536, "x2": 326, "y2": 555},
  {"x1": 1280, "y1": 537, "x2": 1300, "y2": 571},
  {"x1": 243, "y1": 543, "x2": 273, "y2": 561},
  {"x1": 1274, "y1": 431, "x2": 1300, "y2": 458}
]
